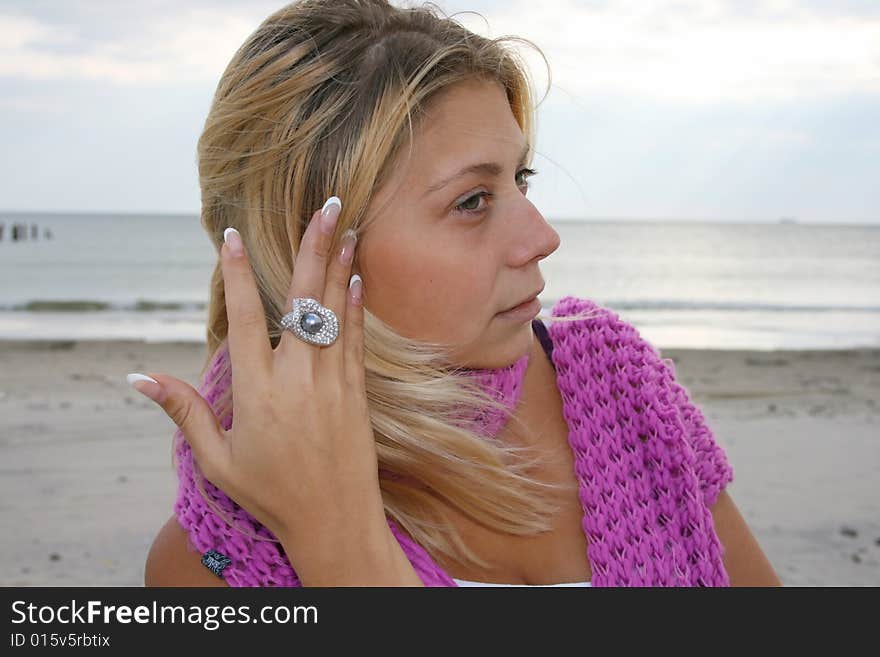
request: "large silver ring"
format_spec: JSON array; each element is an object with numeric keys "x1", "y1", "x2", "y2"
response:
[{"x1": 280, "y1": 297, "x2": 339, "y2": 347}]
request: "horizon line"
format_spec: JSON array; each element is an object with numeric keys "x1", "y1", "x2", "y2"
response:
[{"x1": 1, "y1": 209, "x2": 878, "y2": 227}]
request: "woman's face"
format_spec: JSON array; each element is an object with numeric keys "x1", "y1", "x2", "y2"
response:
[{"x1": 357, "y1": 77, "x2": 561, "y2": 369}]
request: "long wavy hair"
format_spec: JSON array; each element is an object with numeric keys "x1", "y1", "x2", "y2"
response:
[{"x1": 179, "y1": 0, "x2": 601, "y2": 572}]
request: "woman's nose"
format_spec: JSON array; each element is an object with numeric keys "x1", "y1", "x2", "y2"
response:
[{"x1": 509, "y1": 196, "x2": 561, "y2": 263}]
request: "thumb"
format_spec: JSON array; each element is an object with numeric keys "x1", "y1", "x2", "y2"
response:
[{"x1": 126, "y1": 372, "x2": 227, "y2": 480}]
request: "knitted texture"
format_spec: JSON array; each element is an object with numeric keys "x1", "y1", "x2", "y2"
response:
[
  {"x1": 172, "y1": 295, "x2": 733, "y2": 586},
  {"x1": 546, "y1": 296, "x2": 733, "y2": 585}
]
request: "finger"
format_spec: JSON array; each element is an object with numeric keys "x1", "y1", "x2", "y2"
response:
[
  {"x1": 274, "y1": 196, "x2": 342, "y2": 366},
  {"x1": 126, "y1": 372, "x2": 229, "y2": 484},
  {"x1": 221, "y1": 227, "x2": 273, "y2": 383},
  {"x1": 343, "y1": 273, "x2": 366, "y2": 388},
  {"x1": 317, "y1": 224, "x2": 358, "y2": 373}
]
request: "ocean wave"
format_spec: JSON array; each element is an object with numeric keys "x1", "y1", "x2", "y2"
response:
[
  {"x1": 0, "y1": 300, "x2": 207, "y2": 312},
  {"x1": 602, "y1": 299, "x2": 880, "y2": 313},
  {"x1": 2, "y1": 297, "x2": 879, "y2": 315}
]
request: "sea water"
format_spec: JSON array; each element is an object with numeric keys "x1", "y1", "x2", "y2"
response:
[{"x1": 1, "y1": 212, "x2": 877, "y2": 350}]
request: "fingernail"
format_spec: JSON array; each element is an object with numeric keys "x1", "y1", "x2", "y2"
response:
[
  {"x1": 126, "y1": 372, "x2": 165, "y2": 403},
  {"x1": 223, "y1": 227, "x2": 243, "y2": 257},
  {"x1": 320, "y1": 196, "x2": 342, "y2": 234},
  {"x1": 349, "y1": 273, "x2": 363, "y2": 304},
  {"x1": 338, "y1": 228, "x2": 358, "y2": 265}
]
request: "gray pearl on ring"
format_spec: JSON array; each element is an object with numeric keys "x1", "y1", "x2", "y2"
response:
[{"x1": 300, "y1": 312, "x2": 324, "y2": 334}]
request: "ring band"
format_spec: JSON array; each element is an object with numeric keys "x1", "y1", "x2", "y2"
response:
[{"x1": 280, "y1": 297, "x2": 339, "y2": 346}]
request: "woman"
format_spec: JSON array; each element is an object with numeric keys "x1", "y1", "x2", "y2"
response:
[{"x1": 137, "y1": 0, "x2": 781, "y2": 586}]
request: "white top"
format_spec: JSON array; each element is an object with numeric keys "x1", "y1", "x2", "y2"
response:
[{"x1": 452, "y1": 578, "x2": 592, "y2": 587}]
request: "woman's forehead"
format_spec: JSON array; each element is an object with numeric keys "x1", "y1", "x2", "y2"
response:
[{"x1": 363, "y1": 81, "x2": 525, "y2": 221}]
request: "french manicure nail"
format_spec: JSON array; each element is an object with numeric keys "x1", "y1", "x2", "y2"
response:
[
  {"x1": 349, "y1": 273, "x2": 363, "y2": 304},
  {"x1": 223, "y1": 227, "x2": 243, "y2": 256},
  {"x1": 320, "y1": 196, "x2": 342, "y2": 234},
  {"x1": 126, "y1": 372, "x2": 164, "y2": 403},
  {"x1": 339, "y1": 228, "x2": 358, "y2": 264}
]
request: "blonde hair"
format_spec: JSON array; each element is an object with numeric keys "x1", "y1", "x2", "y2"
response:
[{"x1": 184, "y1": 0, "x2": 602, "y2": 573}]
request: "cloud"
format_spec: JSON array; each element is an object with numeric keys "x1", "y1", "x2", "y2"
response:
[
  {"x1": 452, "y1": 0, "x2": 880, "y2": 104},
  {"x1": 0, "y1": 96, "x2": 67, "y2": 114},
  {"x1": 0, "y1": 0, "x2": 878, "y2": 104},
  {"x1": 0, "y1": 3, "x2": 271, "y2": 85}
]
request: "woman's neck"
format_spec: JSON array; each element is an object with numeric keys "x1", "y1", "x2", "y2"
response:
[{"x1": 460, "y1": 326, "x2": 557, "y2": 441}]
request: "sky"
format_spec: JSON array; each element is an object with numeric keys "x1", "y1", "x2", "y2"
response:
[{"x1": 0, "y1": 0, "x2": 878, "y2": 224}]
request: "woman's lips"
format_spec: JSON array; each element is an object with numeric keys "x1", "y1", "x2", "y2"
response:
[{"x1": 496, "y1": 295, "x2": 541, "y2": 320}]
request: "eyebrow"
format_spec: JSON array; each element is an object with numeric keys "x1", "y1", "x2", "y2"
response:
[{"x1": 421, "y1": 142, "x2": 532, "y2": 198}]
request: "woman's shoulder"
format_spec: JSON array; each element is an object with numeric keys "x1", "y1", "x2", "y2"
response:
[{"x1": 144, "y1": 515, "x2": 230, "y2": 587}]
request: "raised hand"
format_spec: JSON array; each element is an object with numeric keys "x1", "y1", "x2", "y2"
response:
[{"x1": 127, "y1": 197, "x2": 394, "y2": 575}]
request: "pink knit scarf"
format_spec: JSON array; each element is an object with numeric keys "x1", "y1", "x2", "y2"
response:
[{"x1": 173, "y1": 296, "x2": 733, "y2": 586}]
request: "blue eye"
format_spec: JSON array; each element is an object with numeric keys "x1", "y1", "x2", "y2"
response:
[{"x1": 452, "y1": 167, "x2": 539, "y2": 217}]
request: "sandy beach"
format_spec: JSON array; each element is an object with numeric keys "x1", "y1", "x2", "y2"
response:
[{"x1": 1, "y1": 338, "x2": 878, "y2": 587}]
